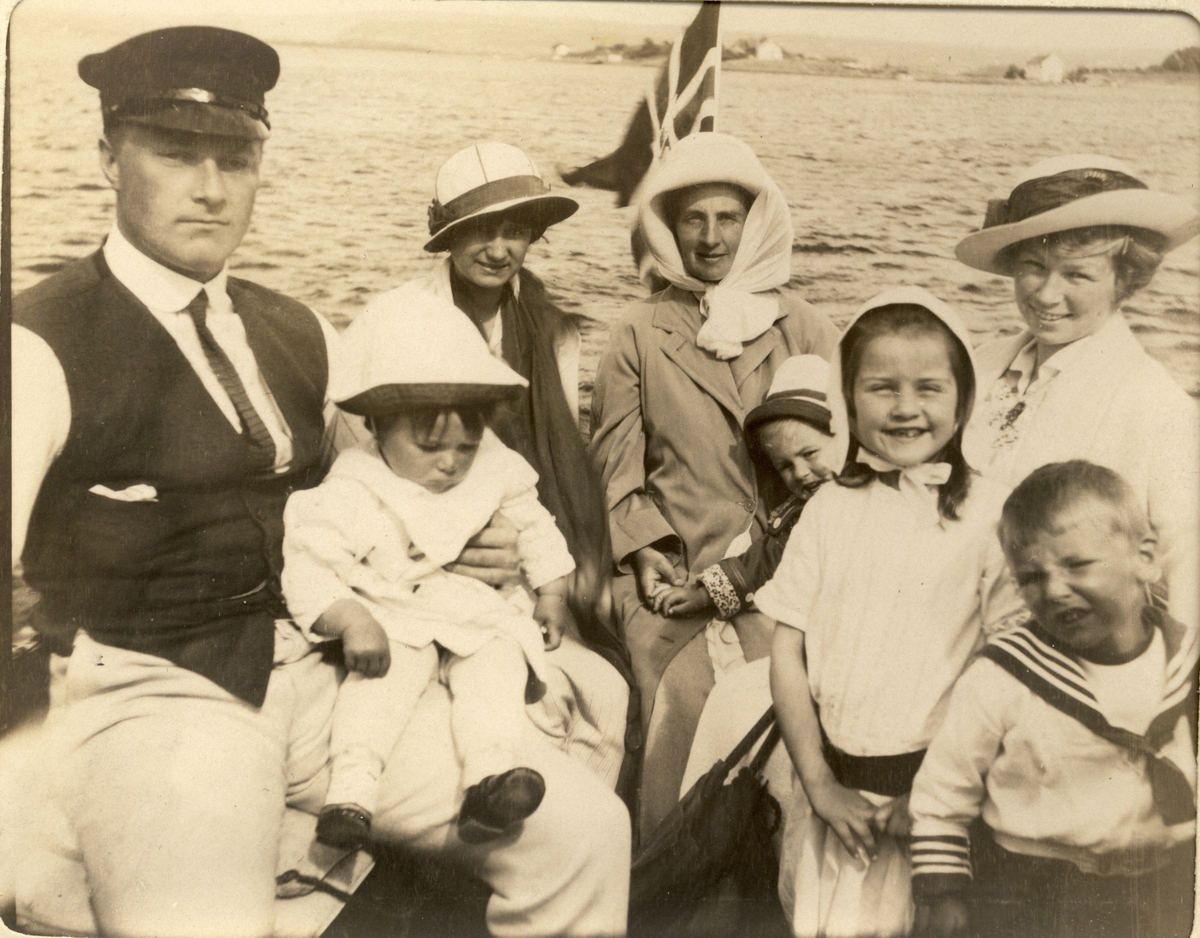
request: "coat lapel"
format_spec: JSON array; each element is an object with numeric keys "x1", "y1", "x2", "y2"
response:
[
  {"x1": 654, "y1": 290, "x2": 746, "y2": 423},
  {"x1": 729, "y1": 313, "x2": 783, "y2": 392}
]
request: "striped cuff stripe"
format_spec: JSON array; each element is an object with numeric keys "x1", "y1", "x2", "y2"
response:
[
  {"x1": 911, "y1": 852, "x2": 970, "y2": 865},
  {"x1": 912, "y1": 839, "x2": 969, "y2": 854},
  {"x1": 912, "y1": 863, "x2": 974, "y2": 878},
  {"x1": 912, "y1": 849, "x2": 969, "y2": 863}
]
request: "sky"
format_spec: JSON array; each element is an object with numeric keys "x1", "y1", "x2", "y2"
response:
[{"x1": 7, "y1": 0, "x2": 1199, "y2": 56}]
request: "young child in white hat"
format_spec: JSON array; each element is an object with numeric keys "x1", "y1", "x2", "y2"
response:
[{"x1": 281, "y1": 287, "x2": 576, "y2": 850}]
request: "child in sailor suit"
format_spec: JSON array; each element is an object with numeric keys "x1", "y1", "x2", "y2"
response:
[{"x1": 910, "y1": 460, "x2": 1197, "y2": 938}]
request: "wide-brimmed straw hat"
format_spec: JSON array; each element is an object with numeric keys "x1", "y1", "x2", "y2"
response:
[
  {"x1": 956, "y1": 154, "x2": 1199, "y2": 275},
  {"x1": 424, "y1": 142, "x2": 578, "y2": 253},
  {"x1": 745, "y1": 355, "x2": 831, "y2": 436},
  {"x1": 335, "y1": 285, "x2": 527, "y2": 416}
]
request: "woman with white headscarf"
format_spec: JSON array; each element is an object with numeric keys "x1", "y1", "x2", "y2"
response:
[{"x1": 590, "y1": 132, "x2": 838, "y2": 837}]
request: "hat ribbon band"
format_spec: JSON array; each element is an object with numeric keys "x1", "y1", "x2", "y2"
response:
[
  {"x1": 983, "y1": 167, "x2": 1147, "y2": 230},
  {"x1": 429, "y1": 175, "x2": 550, "y2": 235},
  {"x1": 763, "y1": 389, "x2": 827, "y2": 403},
  {"x1": 107, "y1": 89, "x2": 270, "y2": 128}
]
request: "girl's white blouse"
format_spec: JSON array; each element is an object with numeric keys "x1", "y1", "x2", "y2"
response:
[{"x1": 755, "y1": 476, "x2": 1025, "y2": 758}]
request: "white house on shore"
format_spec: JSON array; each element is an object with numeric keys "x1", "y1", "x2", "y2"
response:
[
  {"x1": 756, "y1": 40, "x2": 783, "y2": 61},
  {"x1": 1026, "y1": 53, "x2": 1065, "y2": 83},
  {"x1": 553, "y1": 44, "x2": 571, "y2": 59}
]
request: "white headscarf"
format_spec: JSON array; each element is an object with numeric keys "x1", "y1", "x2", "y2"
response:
[{"x1": 638, "y1": 133, "x2": 794, "y2": 360}]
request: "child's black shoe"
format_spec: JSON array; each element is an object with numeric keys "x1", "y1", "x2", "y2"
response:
[
  {"x1": 457, "y1": 767, "x2": 546, "y2": 843},
  {"x1": 316, "y1": 804, "x2": 372, "y2": 851}
]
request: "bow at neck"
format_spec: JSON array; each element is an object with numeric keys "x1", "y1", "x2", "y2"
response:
[{"x1": 857, "y1": 449, "x2": 951, "y2": 524}]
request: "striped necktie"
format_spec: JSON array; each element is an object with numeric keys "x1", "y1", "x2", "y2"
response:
[{"x1": 185, "y1": 289, "x2": 277, "y2": 470}]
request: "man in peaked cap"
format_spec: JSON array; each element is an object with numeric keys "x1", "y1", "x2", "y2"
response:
[
  {"x1": 9, "y1": 25, "x2": 628, "y2": 938},
  {"x1": 9, "y1": 25, "x2": 338, "y2": 937}
]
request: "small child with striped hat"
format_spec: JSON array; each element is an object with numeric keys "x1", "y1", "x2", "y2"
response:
[{"x1": 656, "y1": 354, "x2": 835, "y2": 624}]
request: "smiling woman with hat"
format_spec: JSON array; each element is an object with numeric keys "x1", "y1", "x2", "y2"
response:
[{"x1": 960, "y1": 154, "x2": 1200, "y2": 629}]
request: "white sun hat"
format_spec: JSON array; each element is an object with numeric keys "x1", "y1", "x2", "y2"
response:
[
  {"x1": 334, "y1": 284, "x2": 528, "y2": 416},
  {"x1": 424, "y1": 141, "x2": 578, "y2": 253},
  {"x1": 955, "y1": 154, "x2": 1199, "y2": 275}
]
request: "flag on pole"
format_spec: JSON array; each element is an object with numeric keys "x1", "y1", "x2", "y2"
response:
[{"x1": 560, "y1": 0, "x2": 721, "y2": 208}]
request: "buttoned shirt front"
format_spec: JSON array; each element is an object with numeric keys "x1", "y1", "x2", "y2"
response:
[{"x1": 11, "y1": 226, "x2": 341, "y2": 561}]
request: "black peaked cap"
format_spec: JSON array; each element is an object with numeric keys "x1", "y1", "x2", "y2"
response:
[{"x1": 79, "y1": 26, "x2": 279, "y2": 138}]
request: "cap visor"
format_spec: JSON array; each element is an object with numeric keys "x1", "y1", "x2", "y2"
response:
[
  {"x1": 337, "y1": 382, "x2": 523, "y2": 416},
  {"x1": 745, "y1": 398, "x2": 832, "y2": 435},
  {"x1": 122, "y1": 103, "x2": 268, "y2": 140}
]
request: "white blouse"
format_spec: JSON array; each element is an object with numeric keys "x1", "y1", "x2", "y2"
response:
[{"x1": 755, "y1": 476, "x2": 1025, "y2": 757}]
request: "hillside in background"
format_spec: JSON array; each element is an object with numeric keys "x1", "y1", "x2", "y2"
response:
[{"x1": 11, "y1": 2, "x2": 1197, "y2": 80}]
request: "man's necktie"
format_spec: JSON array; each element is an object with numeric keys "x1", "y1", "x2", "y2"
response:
[{"x1": 185, "y1": 289, "x2": 277, "y2": 470}]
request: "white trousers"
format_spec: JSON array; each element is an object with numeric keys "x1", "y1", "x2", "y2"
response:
[
  {"x1": 2, "y1": 629, "x2": 630, "y2": 938},
  {"x1": 6, "y1": 629, "x2": 335, "y2": 938},
  {"x1": 326, "y1": 638, "x2": 533, "y2": 813}
]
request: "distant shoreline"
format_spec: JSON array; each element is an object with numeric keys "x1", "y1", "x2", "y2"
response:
[{"x1": 277, "y1": 39, "x2": 1198, "y2": 86}]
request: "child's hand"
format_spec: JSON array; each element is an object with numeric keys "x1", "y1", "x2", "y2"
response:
[
  {"x1": 660, "y1": 584, "x2": 714, "y2": 618},
  {"x1": 805, "y1": 775, "x2": 879, "y2": 866},
  {"x1": 341, "y1": 617, "x2": 391, "y2": 677},
  {"x1": 871, "y1": 792, "x2": 912, "y2": 839},
  {"x1": 633, "y1": 546, "x2": 686, "y2": 613},
  {"x1": 315, "y1": 599, "x2": 391, "y2": 678},
  {"x1": 534, "y1": 592, "x2": 569, "y2": 651},
  {"x1": 913, "y1": 897, "x2": 969, "y2": 938}
]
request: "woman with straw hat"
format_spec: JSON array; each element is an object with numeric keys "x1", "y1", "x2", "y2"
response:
[
  {"x1": 589, "y1": 132, "x2": 838, "y2": 839},
  {"x1": 959, "y1": 154, "x2": 1200, "y2": 630},
  {"x1": 351, "y1": 142, "x2": 629, "y2": 790}
]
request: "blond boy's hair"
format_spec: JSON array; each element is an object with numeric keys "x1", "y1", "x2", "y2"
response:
[{"x1": 998, "y1": 460, "x2": 1149, "y2": 558}]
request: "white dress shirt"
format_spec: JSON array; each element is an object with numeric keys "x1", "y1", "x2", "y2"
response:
[{"x1": 12, "y1": 226, "x2": 341, "y2": 561}]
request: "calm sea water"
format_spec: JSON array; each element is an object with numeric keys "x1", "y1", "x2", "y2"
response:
[{"x1": 11, "y1": 43, "x2": 1200, "y2": 421}]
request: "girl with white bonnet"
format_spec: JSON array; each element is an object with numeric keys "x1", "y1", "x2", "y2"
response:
[
  {"x1": 590, "y1": 131, "x2": 838, "y2": 837},
  {"x1": 958, "y1": 154, "x2": 1200, "y2": 631},
  {"x1": 756, "y1": 287, "x2": 1024, "y2": 937}
]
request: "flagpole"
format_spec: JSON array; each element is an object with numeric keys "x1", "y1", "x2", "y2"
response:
[
  {"x1": 711, "y1": 3, "x2": 721, "y2": 132},
  {"x1": 559, "y1": 0, "x2": 721, "y2": 286}
]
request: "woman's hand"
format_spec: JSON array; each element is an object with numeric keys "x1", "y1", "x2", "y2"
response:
[
  {"x1": 805, "y1": 774, "x2": 879, "y2": 866},
  {"x1": 446, "y1": 511, "x2": 521, "y2": 588},
  {"x1": 633, "y1": 546, "x2": 686, "y2": 612},
  {"x1": 871, "y1": 792, "x2": 913, "y2": 839},
  {"x1": 315, "y1": 599, "x2": 391, "y2": 678},
  {"x1": 659, "y1": 584, "x2": 713, "y2": 618},
  {"x1": 913, "y1": 897, "x2": 969, "y2": 938}
]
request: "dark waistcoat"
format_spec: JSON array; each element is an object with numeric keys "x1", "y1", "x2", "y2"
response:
[{"x1": 16, "y1": 252, "x2": 328, "y2": 705}]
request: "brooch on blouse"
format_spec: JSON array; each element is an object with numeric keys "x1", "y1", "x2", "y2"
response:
[{"x1": 998, "y1": 400, "x2": 1026, "y2": 432}]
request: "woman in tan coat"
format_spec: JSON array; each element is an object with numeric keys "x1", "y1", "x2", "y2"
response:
[{"x1": 590, "y1": 132, "x2": 838, "y2": 837}]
